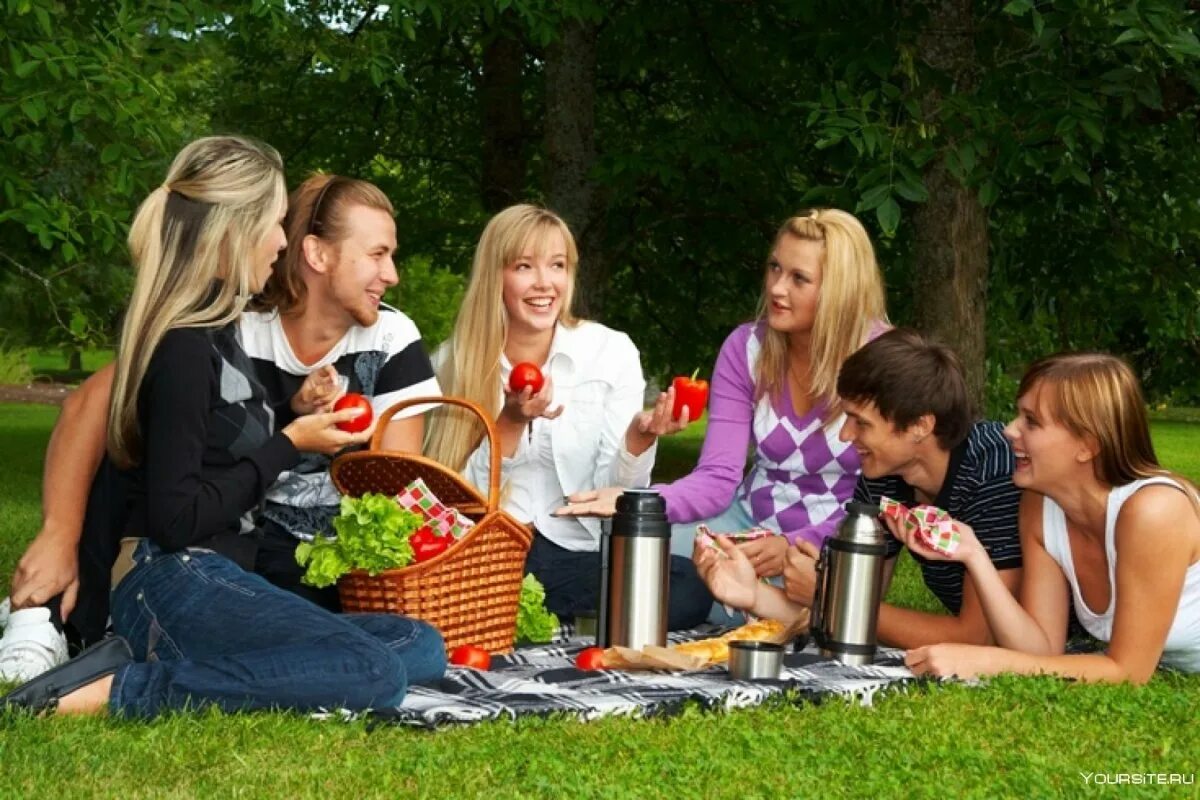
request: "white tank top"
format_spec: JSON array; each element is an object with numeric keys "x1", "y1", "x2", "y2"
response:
[{"x1": 1042, "y1": 477, "x2": 1200, "y2": 673}]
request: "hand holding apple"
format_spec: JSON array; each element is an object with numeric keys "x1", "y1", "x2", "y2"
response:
[
  {"x1": 333, "y1": 392, "x2": 374, "y2": 433},
  {"x1": 501, "y1": 365, "x2": 562, "y2": 424}
]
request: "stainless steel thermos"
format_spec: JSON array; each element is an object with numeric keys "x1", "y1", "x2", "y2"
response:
[
  {"x1": 811, "y1": 500, "x2": 888, "y2": 666},
  {"x1": 597, "y1": 489, "x2": 670, "y2": 650}
]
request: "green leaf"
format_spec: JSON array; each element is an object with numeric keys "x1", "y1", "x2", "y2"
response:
[
  {"x1": 1079, "y1": 118, "x2": 1103, "y2": 145},
  {"x1": 100, "y1": 142, "x2": 122, "y2": 164},
  {"x1": 34, "y1": 4, "x2": 51, "y2": 36},
  {"x1": 299, "y1": 493, "x2": 422, "y2": 587},
  {"x1": 857, "y1": 183, "x2": 891, "y2": 212},
  {"x1": 14, "y1": 58, "x2": 38, "y2": 77},
  {"x1": 515, "y1": 574, "x2": 559, "y2": 644},
  {"x1": 1003, "y1": 0, "x2": 1033, "y2": 16},
  {"x1": 1114, "y1": 28, "x2": 1147, "y2": 45},
  {"x1": 894, "y1": 178, "x2": 929, "y2": 203},
  {"x1": 876, "y1": 196, "x2": 901, "y2": 236},
  {"x1": 978, "y1": 180, "x2": 999, "y2": 207},
  {"x1": 19, "y1": 96, "x2": 44, "y2": 122}
]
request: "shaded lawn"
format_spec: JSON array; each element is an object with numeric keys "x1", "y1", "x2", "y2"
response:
[{"x1": 1, "y1": 403, "x2": 1198, "y2": 798}]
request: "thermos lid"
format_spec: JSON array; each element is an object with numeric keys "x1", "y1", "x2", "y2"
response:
[
  {"x1": 845, "y1": 500, "x2": 882, "y2": 518},
  {"x1": 610, "y1": 489, "x2": 670, "y2": 538}
]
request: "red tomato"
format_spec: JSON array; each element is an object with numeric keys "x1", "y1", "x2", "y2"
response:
[
  {"x1": 449, "y1": 644, "x2": 491, "y2": 670},
  {"x1": 509, "y1": 362, "x2": 545, "y2": 394},
  {"x1": 575, "y1": 647, "x2": 606, "y2": 671},
  {"x1": 410, "y1": 525, "x2": 452, "y2": 563},
  {"x1": 333, "y1": 392, "x2": 373, "y2": 433},
  {"x1": 670, "y1": 372, "x2": 709, "y2": 422}
]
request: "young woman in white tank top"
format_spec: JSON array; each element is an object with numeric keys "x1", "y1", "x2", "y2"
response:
[{"x1": 888, "y1": 353, "x2": 1200, "y2": 683}]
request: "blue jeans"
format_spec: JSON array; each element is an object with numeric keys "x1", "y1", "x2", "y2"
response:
[{"x1": 108, "y1": 539, "x2": 446, "y2": 719}]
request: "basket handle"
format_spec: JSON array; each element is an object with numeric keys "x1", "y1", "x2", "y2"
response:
[{"x1": 369, "y1": 396, "x2": 501, "y2": 512}]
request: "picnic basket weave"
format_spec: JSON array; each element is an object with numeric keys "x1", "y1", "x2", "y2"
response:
[{"x1": 330, "y1": 396, "x2": 532, "y2": 654}]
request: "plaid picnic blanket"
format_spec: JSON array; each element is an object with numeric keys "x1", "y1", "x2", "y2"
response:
[{"x1": 368, "y1": 627, "x2": 916, "y2": 729}]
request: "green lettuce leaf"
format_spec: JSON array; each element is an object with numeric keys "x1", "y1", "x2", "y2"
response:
[
  {"x1": 295, "y1": 493, "x2": 422, "y2": 588},
  {"x1": 515, "y1": 573, "x2": 559, "y2": 644}
]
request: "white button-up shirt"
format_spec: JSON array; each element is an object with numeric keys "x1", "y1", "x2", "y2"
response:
[{"x1": 461, "y1": 321, "x2": 656, "y2": 551}]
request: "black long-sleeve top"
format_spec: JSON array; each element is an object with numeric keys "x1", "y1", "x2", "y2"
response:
[{"x1": 124, "y1": 323, "x2": 299, "y2": 568}]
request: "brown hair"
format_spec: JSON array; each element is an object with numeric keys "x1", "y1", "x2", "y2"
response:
[
  {"x1": 255, "y1": 174, "x2": 394, "y2": 315},
  {"x1": 1017, "y1": 353, "x2": 1165, "y2": 487},
  {"x1": 837, "y1": 328, "x2": 974, "y2": 450},
  {"x1": 1018, "y1": 352, "x2": 1200, "y2": 516}
]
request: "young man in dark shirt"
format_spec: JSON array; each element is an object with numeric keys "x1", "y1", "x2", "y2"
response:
[{"x1": 696, "y1": 329, "x2": 1023, "y2": 648}]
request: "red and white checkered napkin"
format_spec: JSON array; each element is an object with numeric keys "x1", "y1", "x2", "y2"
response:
[
  {"x1": 694, "y1": 523, "x2": 775, "y2": 551},
  {"x1": 879, "y1": 496, "x2": 960, "y2": 556},
  {"x1": 395, "y1": 478, "x2": 475, "y2": 539}
]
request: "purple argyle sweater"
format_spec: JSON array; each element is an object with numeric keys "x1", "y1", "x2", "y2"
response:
[{"x1": 655, "y1": 322, "x2": 865, "y2": 547}]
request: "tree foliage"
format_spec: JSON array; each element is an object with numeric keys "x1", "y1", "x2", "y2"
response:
[{"x1": 2, "y1": 0, "x2": 1198, "y2": 410}]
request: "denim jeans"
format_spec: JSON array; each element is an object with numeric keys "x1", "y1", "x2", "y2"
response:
[{"x1": 108, "y1": 539, "x2": 446, "y2": 719}]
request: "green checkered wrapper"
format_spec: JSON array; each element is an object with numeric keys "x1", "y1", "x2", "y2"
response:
[{"x1": 395, "y1": 478, "x2": 475, "y2": 539}]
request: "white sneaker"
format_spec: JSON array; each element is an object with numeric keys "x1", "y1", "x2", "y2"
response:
[{"x1": 0, "y1": 606, "x2": 69, "y2": 683}]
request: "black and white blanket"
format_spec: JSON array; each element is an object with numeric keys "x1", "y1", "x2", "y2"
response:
[{"x1": 369, "y1": 628, "x2": 916, "y2": 729}]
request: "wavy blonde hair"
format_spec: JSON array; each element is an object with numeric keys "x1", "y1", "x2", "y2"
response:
[
  {"x1": 1018, "y1": 352, "x2": 1200, "y2": 512},
  {"x1": 425, "y1": 204, "x2": 579, "y2": 471},
  {"x1": 107, "y1": 136, "x2": 286, "y2": 468},
  {"x1": 754, "y1": 208, "x2": 887, "y2": 423}
]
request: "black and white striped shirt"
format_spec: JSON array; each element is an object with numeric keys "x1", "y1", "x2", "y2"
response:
[
  {"x1": 856, "y1": 420, "x2": 1022, "y2": 613},
  {"x1": 238, "y1": 305, "x2": 439, "y2": 539}
]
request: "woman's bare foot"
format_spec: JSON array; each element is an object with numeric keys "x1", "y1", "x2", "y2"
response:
[{"x1": 55, "y1": 674, "x2": 113, "y2": 715}]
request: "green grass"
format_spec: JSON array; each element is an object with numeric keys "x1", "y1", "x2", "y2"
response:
[
  {"x1": 25, "y1": 348, "x2": 115, "y2": 374},
  {"x1": 2, "y1": 403, "x2": 1199, "y2": 798}
]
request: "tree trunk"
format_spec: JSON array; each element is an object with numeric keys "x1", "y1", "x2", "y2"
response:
[
  {"x1": 480, "y1": 25, "x2": 526, "y2": 212},
  {"x1": 544, "y1": 19, "x2": 605, "y2": 319},
  {"x1": 911, "y1": 0, "x2": 989, "y2": 412}
]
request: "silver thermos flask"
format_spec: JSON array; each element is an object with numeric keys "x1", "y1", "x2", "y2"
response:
[
  {"x1": 811, "y1": 500, "x2": 888, "y2": 666},
  {"x1": 597, "y1": 489, "x2": 670, "y2": 650}
]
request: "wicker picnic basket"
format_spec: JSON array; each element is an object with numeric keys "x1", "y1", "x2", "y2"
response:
[{"x1": 330, "y1": 396, "x2": 532, "y2": 655}]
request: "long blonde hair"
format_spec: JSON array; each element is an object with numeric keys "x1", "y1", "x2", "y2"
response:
[
  {"x1": 107, "y1": 136, "x2": 286, "y2": 468},
  {"x1": 425, "y1": 204, "x2": 579, "y2": 471},
  {"x1": 1018, "y1": 353, "x2": 1200, "y2": 512},
  {"x1": 754, "y1": 208, "x2": 886, "y2": 422}
]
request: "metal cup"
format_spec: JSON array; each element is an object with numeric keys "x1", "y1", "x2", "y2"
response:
[{"x1": 727, "y1": 640, "x2": 783, "y2": 681}]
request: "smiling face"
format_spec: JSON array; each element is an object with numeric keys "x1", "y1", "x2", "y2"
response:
[
  {"x1": 839, "y1": 398, "x2": 924, "y2": 479},
  {"x1": 501, "y1": 227, "x2": 570, "y2": 337},
  {"x1": 764, "y1": 234, "x2": 823, "y2": 338},
  {"x1": 325, "y1": 204, "x2": 398, "y2": 327},
  {"x1": 1004, "y1": 382, "x2": 1093, "y2": 491}
]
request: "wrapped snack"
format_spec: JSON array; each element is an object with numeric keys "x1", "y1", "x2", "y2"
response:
[
  {"x1": 395, "y1": 478, "x2": 475, "y2": 540},
  {"x1": 878, "y1": 496, "x2": 960, "y2": 556},
  {"x1": 600, "y1": 617, "x2": 806, "y2": 672},
  {"x1": 694, "y1": 524, "x2": 775, "y2": 551}
]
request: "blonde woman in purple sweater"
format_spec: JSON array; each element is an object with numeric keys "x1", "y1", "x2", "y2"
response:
[{"x1": 561, "y1": 209, "x2": 887, "y2": 585}]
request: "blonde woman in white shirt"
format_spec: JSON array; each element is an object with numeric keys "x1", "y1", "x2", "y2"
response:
[
  {"x1": 903, "y1": 353, "x2": 1200, "y2": 683},
  {"x1": 425, "y1": 204, "x2": 713, "y2": 629}
]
